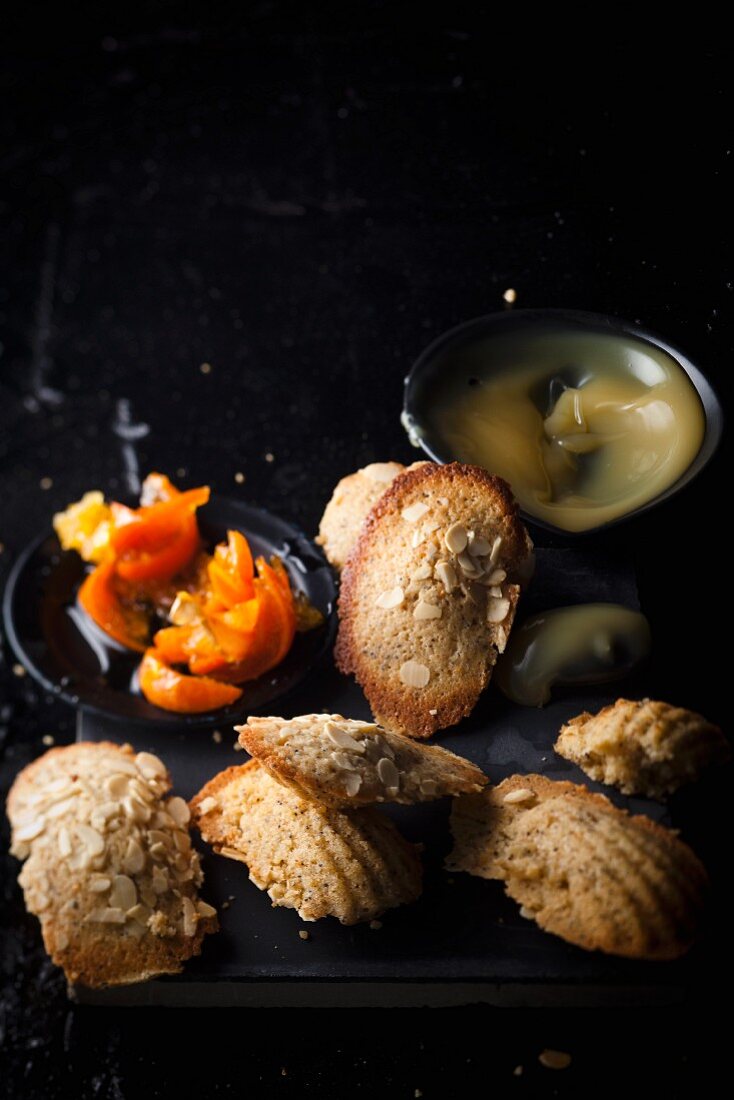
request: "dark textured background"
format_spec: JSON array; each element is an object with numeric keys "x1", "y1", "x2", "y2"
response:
[{"x1": 1, "y1": 8, "x2": 731, "y2": 1096}]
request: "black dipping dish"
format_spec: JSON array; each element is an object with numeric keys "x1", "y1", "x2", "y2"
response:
[
  {"x1": 2, "y1": 495, "x2": 337, "y2": 728},
  {"x1": 403, "y1": 309, "x2": 723, "y2": 537}
]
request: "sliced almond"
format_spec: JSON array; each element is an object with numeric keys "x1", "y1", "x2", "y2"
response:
[
  {"x1": 375, "y1": 586, "x2": 405, "y2": 610},
  {"x1": 485, "y1": 568, "x2": 507, "y2": 585},
  {"x1": 401, "y1": 501, "x2": 430, "y2": 523},
  {"x1": 152, "y1": 865, "x2": 169, "y2": 893},
  {"x1": 488, "y1": 536, "x2": 503, "y2": 567},
  {"x1": 468, "y1": 533, "x2": 491, "y2": 557},
  {"x1": 410, "y1": 563, "x2": 433, "y2": 581},
  {"x1": 435, "y1": 560, "x2": 458, "y2": 592},
  {"x1": 55, "y1": 929, "x2": 69, "y2": 952},
  {"x1": 127, "y1": 903, "x2": 152, "y2": 926},
  {"x1": 173, "y1": 830, "x2": 190, "y2": 853},
  {"x1": 105, "y1": 774, "x2": 130, "y2": 799},
  {"x1": 122, "y1": 837, "x2": 145, "y2": 875},
  {"x1": 166, "y1": 796, "x2": 190, "y2": 827},
  {"x1": 376, "y1": 757, "x2": 400, "y2": 791},
  {"x1": 488, "y1": 585, "x2": 503, "y2": 598},
  {"x1": 362, "y1": 462, "x2": 399, "y2": 483},
  {"x1": 110, "y1": 874, "x2": 137, "y2": 911},
  {"x1": 444, "y1": 522, "x2": 468, "y2": 554},
  {"x1": 197, "y1": 796, "x2": 218, "y2": 816},
  {"x1": 399, "y1": 660, "x2": 430, "y2": 688},
  {"x1": 124, "y1": 796, "x2": 152, "y2": 824},
  {"x1": 197, "y1": 899, "x2": 217, "y2": 919},
  {"x1": 343, "y1": 772, "x2": 362, "y2": 797},
  {"x1": 45, "y1": 797, "x2": 78, "y2": 820},
  {"x1": 148, "y1": 829, "x2": 173, "y2": 848},
  {"x1": 487, "y1": 597, "x2": 510, "y2": 623},
  {"x1": 503, "y1": 787, "x2": 536, "y2": 804},
  {"x1": 457, "y1": 550, "x2": 482, "y2": 577},
  {"x1": 182, "y1": 896, "x2": 197, "y2": 937},
  {"x1": 330, "y1": 752, "x2": 356, "y2": 771},
  {"x1": 75, "y1": 823, "x2": 104, "y2": 857},
  {"x1": 149, "y1": 842, "x2": 167, "y2": 860},
  {"x1": 57, "y1": 826, "x2": 72, "y2": 858},
  {"x1": 411, "y1": 528, "x2": 426, "y2": 548},
  {"x1": 324, "y1": 722, "x2": 366, "y2": 753},
  {"x1": 414, "y1": 600, "x2": 442, "y2": 621},
  {"x1": 14, "y1": 818, "x2": 46, "y2": 843},
  {"x1": 89, "y1": 875, "x2": 111, "y2": 893},
  {"x1": 135, "y1": 752, "x2": 167, "y2": 780},
  {"x1": 419, "y1": 779, "x2": 438, "y2": 796},
  {"x1": 86, "y1": 907, "x2": 126, "y2": 924}
]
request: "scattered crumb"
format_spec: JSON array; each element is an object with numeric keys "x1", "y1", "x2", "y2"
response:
[
  {"x1": 298, "y1": 930, "x2": 310, "y2": 941},
  {"x1": 199, "y1": 362, "x2": 212, "y2": 374},
  {"x1": 12, "y1": 664, "x2": 26, "y2": 678},
  {"x1": 222, "y1": 900, "x2": 231, "y2": 910},
  {"x1": 415, "y1": 1091, "x2": 423, "y2": 1098},
  {"x1": 513, "y1": 1066, "x2": 523, "y2": 1076},
  {"x1": 40, "y1": 477, "x2": 53, "y2": 490},
  {"x1": 176, "y1": 467, "x2": 187, "y2": 478},
  {"x1": 503, "y1": 288, "x2": 517, "y2": 304},
  {"x1": 41, "y1": 734, "x2": 55, "y2": 747},
  {"x1": 264, "y1": 452, "x2": 274, "y2": 463},
  {"x1": 369, "y1": 919, "x2": 382, "y2": 930},
  {"x1": 446, "y1": 877, "x2": 455, "y2": 885},
  {"x1": 234, "y1": 472, "x2": 245, "y2": 484},
  {"x1": 539, "y1": 1049, "x2": 571, "y2": 1070},
  {"x1": 212, "y1": 729, "x2": 223, "y2": 744},
  {"x1": 0, "y1": 543, "x2": 5, "y2": 553},
  {"x1": 280, "y1": 1068, "x2": 287, "y2": 1077},
  {"x1": 233, "y1": 741, "x2": 243, "y2": 752}
]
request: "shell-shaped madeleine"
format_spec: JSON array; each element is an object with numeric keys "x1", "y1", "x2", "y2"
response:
[
  {"x1": 235, "y1": 713, "x2": 487, "y2": 808},
  {"x1": 556, "y1": 698, "x2": 730, "y2": 798},
  {"x1": 6, "y1": 742, "x2": 217, "y2": 988},
  {"x1": 190, "y1": 761, "x2": 422, "y2": 924},
  {"x1": 335, "y1": 462, "x2": 533, "y2": 739},
  {"x1": 447, "y1": 773, "x2": 707, "y2": 960},
  {"x1": 502, "y1": 796, "x2": 707, "y2": 959}
]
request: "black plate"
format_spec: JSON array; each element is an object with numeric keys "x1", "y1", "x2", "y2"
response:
[
  {"x1": 403, "y1": 308, "x2": 724, "y2": 537},
  {"x1": 2, "y1": 496, "x2": 337, "y2": 727}
]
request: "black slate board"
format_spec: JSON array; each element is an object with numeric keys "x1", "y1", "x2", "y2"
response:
[{"x1": 72, "y1": 547, "x2": 695, "y2": 1007}]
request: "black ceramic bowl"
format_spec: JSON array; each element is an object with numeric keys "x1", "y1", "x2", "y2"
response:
[
  {"x1": 403, "y1": 308, "x2": 723, "y2": 538},
  {"x1": 2, "y1": 495, "x2": 337, "y2": 728}
]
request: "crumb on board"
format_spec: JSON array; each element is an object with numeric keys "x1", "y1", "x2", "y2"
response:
[
  {"x1": 539, "y1": 1049, "x2": 571, "y2": 1070},
  {"x1": 503, "y1": 287, "x2": 517, "y2": 304},
  {"x1": 199, "y1": 362, "x2": 212, "y2": 374},
  {"x1": 40, "y1": 477, "x2": 53, "y2": 490},
  {"x1": 299, "y1": 930, "x2": 310, "y2": 941},
  {"x1": 513, "y1": 1066, "x2": 523, "y2": 1076},
  {"x1": 233, "y1": 741, "x2": 243, "y2": 752},
  {"x1": 12, "y1": 664, "x2": 26, "y2": 678},
  {"x1": 212, "y1": 729, "x2": 222, "y2": 743},
  {"x1": 234, "y1": 472, "x2": 245, "y2": 484},
  {"x1": 41, "y1": 734, "x2": 55, "y2": 746},
  {"x1": 369, "y1": 919, "x2": 383, "y2": 931},
  {"x1": 264, "y1": 452, "x2": 274, "y2": 463}
]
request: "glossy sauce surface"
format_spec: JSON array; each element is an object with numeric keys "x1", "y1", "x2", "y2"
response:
[
  {"x1": 495, "y1": 603, "x2": 651, "y2": 707},
  {"x1": 422, "y1": 329, "x2": 705, "y2": 531}
]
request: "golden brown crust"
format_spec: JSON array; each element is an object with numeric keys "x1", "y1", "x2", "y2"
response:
[
  {"x1": 555, "y1": 698, "x2": 731, "y2": 798},
  {"x1": 447, "y1": 773, "x2": 707, "y2": 960},
  {"x1": 190, "y1": 761, "x2": 422, "y2": 924},
  {"x1": 335, "y1": 462, "x2": 533, "y2": 738},
  {"x1": 7, "y1": 742, "x2": 217, "y2": 988},
  {"x1": 235, "y1": 713, "x2": 487, "y2": 807}
]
